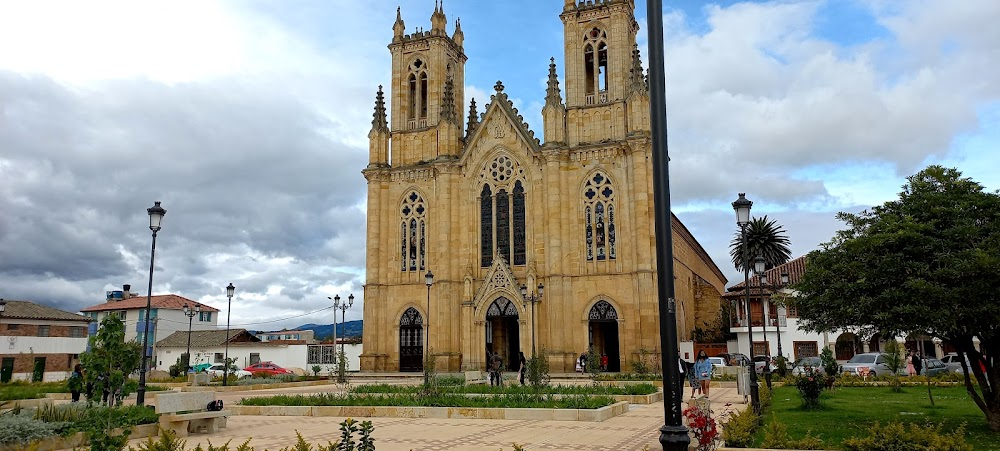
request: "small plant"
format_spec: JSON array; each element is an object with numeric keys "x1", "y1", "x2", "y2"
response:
[
  {"x1": 337, "y1": 418, "x2": 375, "y2": 451},
  {"x1": 336, "y1": 350, "x2": 349, "y2": 384},
  {"x1": 130, "y1": 427, "x2": 187, "y2": 451},
  {"x1": 721, "y1": 404, "x2": 759, "y2": 447},
  {"x1": 585, "y1": 346, "x2": 601, "y2": 384},
  {"x1": 772, "y1": 355, "x2": 788, "y2": 377},
  {"x1": 793, "y1": 366, "x2": 824, "y2": 410},
  {"x1": 682, "y1": 405, "x2": 719, "y2": 450},
  {"x1": 311, "y1": 365, "x2": 322, "y2": 377},
  {"x1": 630, "y1": 348, "x2": 653, "y2": 376},
  {"x1": 422, "y1": 348, "x2": 437, "y2": 393},
  {"x1": 882, "y1": 340, "x2": 905, "y2": 392},
  {"x1": 526, "y1": 348, "x2": 551, "y2": 390},
  {"x1": 819, "y1": 347, "x2": 838, "y2": 377},
  {"x1": 842, "y1": 421, "x2": 972, "y2": 451},
  {"x1": 759, "y1": 379, "x2": 772, "y2": 408},
  {"x1": 760, "y1": 416, "x2": 825, "y2": 450},
  {"x1": 0, "y1": 413, "x2": 66, "y2": 446}
]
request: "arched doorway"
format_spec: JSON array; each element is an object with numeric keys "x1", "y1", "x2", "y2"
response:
[
  {"x1": 588, "y1": 300, "x2": 620, "y2": 372},
  {"x1": 835, "y1": 333, "x2": 862, "y2": 360},
  {"x1": 485, "y1": 297, "x2": 520, "y2": 369},
  {"x1": 905, "y1": 334, "x2": 938, "y2": 358},
  {"x1": 399, "y1": 307, "x2": 423, "y2": 372}
]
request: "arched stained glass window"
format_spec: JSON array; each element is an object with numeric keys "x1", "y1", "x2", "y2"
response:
[
  {"x1": 400, "y1": 191, "x2": 427, "y2": 272},
  {"x1": 496, "y1": 189, "x2": 510, "y2": 264},
  {"x1": 584, "y1": 172, "x2": 616, "y2": 262},
  {"x1": 481, "y1": 184, "x2": 493, "y2": 267},
  {"x1": 512, "y1": 181, "x2": 526, "y2": 265},
  {"x1": 589, "y1": 300, "x2": 618, "y2": 321}
]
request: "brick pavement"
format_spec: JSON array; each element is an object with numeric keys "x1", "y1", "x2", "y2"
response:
[{"x1": 128, "y1": 378, "x2": 748, "y2": 450}]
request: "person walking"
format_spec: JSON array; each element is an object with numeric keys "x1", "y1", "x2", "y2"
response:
[
  {"x1": 68, "y1": 364, "x2": 84, "y2": 402},
  {"x1": 906, "y1": 351, "x2": 915, "y2": 376},
  {"x1": 693, "y1": 350, "x2": 713, "y2": 398},
  {"x1": 518, "y1": 351, "x2": 527, "y2": 385},
  {"x1": 686, "y1": 358, "x2": 700, "y2": 398},
  {"x1": 490, "y1": 352, "x2": 503, "y2": 387}
]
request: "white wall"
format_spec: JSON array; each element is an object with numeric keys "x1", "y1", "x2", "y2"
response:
[
  {"x1": 155, "y1": 343, "x2": 363, "y2": 374},
  {"x1": 4, "y1": 336, "x2": 89, "y2": 355}
]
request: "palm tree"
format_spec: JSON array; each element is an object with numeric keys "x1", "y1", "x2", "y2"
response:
[{"x1": 730, "y1": 215, "x2": 792, "y2": 273}]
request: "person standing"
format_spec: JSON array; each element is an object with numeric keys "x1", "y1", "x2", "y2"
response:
[
  {"x1": 518, "y1": 351, "x2": 527, "y2": 385},
  {"x1": 686, "y1": 358, "x2": 700, "y2": 398},
  {"x1": 906, "y1": 351, "x2": 915, "y2": 376},
  {"x1": 693, "y1": 350, "x2": 713, "y2": 398},
  {"x1": 68, "y1": 364, "x2": 84, "y2": 402},
  {"x1": 490, "y1": 352, "x2": 503, "y2": 387},
  {"x1": 913, "y1": 353, "x2": 923, "y2": 376},
  {"x1": 600, "y1": 354, "x2": 609, "y2": 372}
]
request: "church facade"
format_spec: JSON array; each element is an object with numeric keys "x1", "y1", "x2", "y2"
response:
[{"x1": 361, "y1": 0, "x2": 727, "y2": 373}]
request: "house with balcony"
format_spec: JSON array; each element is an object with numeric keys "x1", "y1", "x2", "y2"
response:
[
  {"x1": 0, "y1": 300, "x2": 92, "y2": 382},
  {"x1": 724, "y1": 256, "x2": 949, "y2": 363},
  {"x1": 80, "y1": 285, "x2": 218, "y2": 369}
]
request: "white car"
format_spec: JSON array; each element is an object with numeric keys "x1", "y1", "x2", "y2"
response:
[
  {"x1": 707, "y1": 357, "x2": 727, "y2": 368},
  {"x1": 206, "y1": 364, "x2": 252, "y2": 379}
]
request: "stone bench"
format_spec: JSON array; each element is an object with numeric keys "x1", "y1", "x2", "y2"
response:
[
  {"x1": 155, "y1": 391, "x2": 230, "y2": 437},
  {"x1": 464, "y1": 371, "x2": 487, "y2": 385}
]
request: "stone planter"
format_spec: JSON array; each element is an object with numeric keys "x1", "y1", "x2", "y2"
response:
[{"x1": 229, "y1": 401, "x2": 630, "y2": 422}]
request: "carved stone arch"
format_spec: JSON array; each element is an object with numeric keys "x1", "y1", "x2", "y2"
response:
[
  {"x1": 397, "y1": 187, "x2": 428, "y2": 207},
  {"x1": 580, "y1": 167, "x2": 617, "y2": 193},
  {"x1": 405, "y1": 54, "x2": 430, "y2": 73},
  {"x1": 581, "y1": 22, "x2": 609, "y2": 42},
  {"x1": 395, "y1": 303, "x2": 426, "y2": 325},
  {"x1": 581, "y1": 296, "x2": 623, "y2": 322},
  {"x1": 471, "y1": 251, "x2": 524, "y2": 315},
  {"x1": 473, "y1": 146, "x2": 526, "y2": 192}
]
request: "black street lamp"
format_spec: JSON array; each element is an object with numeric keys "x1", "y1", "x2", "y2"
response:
[
  {"x1": 520, "y1": 283, "x2": 544, "y2": 356},
  {"x1": 334, "y1": 294, "x2": 354, "y2": 357},
  {"x1": 137, "y1": 201, "x2": 165, "y2": 406},
  {"x1": 648, "y1": 1, "x2": 688, "y2": 448},
  {"x1": 181, "y1": 303, "x2": 200, "y2": 374},
  {"x1": 733, "y1": 193, "x2": 760, "y2": 414},
  {"x1": 776, "y1": 272, "x2": 789, "y2": 359},
  {"x1": 223, "y1": 283, "x2": 235, "y2": 385},
  {"x1": 754, "y1": 257, "x2": 772, "y2": 390},
  {"x1": 424, "y1": 270, "x2": 433, "y2": 386}
]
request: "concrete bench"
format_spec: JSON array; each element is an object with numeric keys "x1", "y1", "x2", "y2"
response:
[
  {"x1": 155, "y1": 391, "x2": 230, "y2": 437},
  {"x1": 464, "y1": 371, "x2": 487, "y2": 385}
]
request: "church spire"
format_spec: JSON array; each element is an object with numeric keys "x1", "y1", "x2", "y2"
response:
[
  {"x1": 628, "y1": 44, "x2": 647, "y2": 94},
  {"x1": 440, "y1": 76, "x2": 457, "y2": 124},
  {"x1": 452, "y1": 17, "x2": 464, "y2": 47},
  {"x1": 393, "y1": 7, "x2": 405, "y2": 41},
  {"x1": 466, "y1": 97, "x2": 479, "y2": 138},
  {"x1": 371, "y1": 85, "x2": 388, "y2": 133},
  {"x1": 431, "y1": 0, "x2": 447, "y2": 35},
  {"x1": 545, "y1": 57, "x2": 563, "y2": 107}
]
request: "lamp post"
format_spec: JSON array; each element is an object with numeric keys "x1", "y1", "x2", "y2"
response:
[
  {"x1": 754, "y1": 257, "x2": 772, "y2": 390},
  {"x1": 733, "y1": 193, "x2": 760, "y2": 414},
  {"x1": 334, "y1": 294, "x2": 354, "y2": 357},
  {"x1": 181, "y1": 303, "x2": 200, "y2": 374},
  {"x1": 776, "y1": 272, "x2": 789, "y2": 359},
  {"x1": 223, "y1": 283, "x2": 235, "y2": 385},
  {"x1": 137, "y1": 201, "x2": 165, "y2": 406},
  {"x1": 327, "y1": 295, "x2": 340, "y2": 356},
  {"x1": 520, "y1": 283, "x2": 544, "y2": 356},
  {"x1": 424, "y1": 270, "x2": 433, "y2": 386}
]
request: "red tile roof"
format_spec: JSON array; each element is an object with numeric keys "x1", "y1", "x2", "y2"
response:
[
  {"x1": 723, "y1": 255, "x2": 808, "y2": 299},
  {"x1": 80, "y1": 294, "x2": 219, "y2": 313}
]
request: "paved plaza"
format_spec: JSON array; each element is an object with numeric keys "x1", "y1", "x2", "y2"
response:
[{"x1": 129, "y1": 376, "x2": 747, "y2": 451}]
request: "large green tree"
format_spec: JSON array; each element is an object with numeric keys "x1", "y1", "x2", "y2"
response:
[
  {"x1": 794, "y1": 165, "x2": 1000, "y2": 430},
  {"x1": 80, "y1": 315, "x2": 142, "y2": 406},
  {"x1": 729, "y1": 215, "x2": 792, "y2": 273}
]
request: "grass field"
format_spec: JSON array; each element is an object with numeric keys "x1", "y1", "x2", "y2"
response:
[{"x1": 760, "y1": 385, "x2": 998, "y2": 450}]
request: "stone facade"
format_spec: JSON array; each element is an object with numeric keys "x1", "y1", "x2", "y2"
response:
[{"x1": 361, "y1": 0, "x2": 727, "y2": 373}]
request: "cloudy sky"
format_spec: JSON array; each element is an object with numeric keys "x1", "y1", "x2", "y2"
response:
[{"x1": 1, "y1": 0, "x2": 998, "y2": 331}]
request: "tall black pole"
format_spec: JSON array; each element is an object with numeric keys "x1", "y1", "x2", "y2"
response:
[
  {"x1": 531, "y1": 300, "x2": 536, "y2": 357},
  {"x1": 742, "y1": 226, "x2": 761, "y2": 414},
  {"x1": 223, "y1": 286, "x2": 233, "y2": 386},
  {"x1": 185, "y1": 314, "x2": 193, "y2": 371},
  {"x1": 136, "y1": 231, "x2": 157, "y2": 405},
  {"x1": 424, "y1": 282, "x2": 431, "y2": 386},
  {"x1": 647, "y1": 1, "x2": 689, "y2": 448}
]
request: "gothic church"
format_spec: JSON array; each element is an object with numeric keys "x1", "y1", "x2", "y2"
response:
[{"x1": 361, "y1": 0, "x2": 727, "y2": 372}]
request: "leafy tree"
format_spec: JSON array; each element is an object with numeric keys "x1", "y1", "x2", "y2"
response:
[
  {"x1": 729, "y1": 215, "x2": 792, "y2": 273},
  {"x1": 794, "y1": 166, "x2": 1000, "y2": 430},
  {"x1": 883, "y1": 339, "x2": 905, "y2": 392},
  {"x1": 79, "y1": 315, "x2": 142, "y2": 406},
  {"x1": 819, "y1": 347, "x2": 838, "y2": 377}
]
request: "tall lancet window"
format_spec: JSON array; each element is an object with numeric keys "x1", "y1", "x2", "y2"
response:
[
  {"x1": 407, "y1": 58, "x2": 428, "y2": 127},
  {"x1": 584, "y1": 172, "x2": 617, "y2": 262},
  {"x1": 400, "y1": 191, "x2": 427, "y2": 272},
  {"x1": 479, "y1": 155, "x2": 526, "y2": 267},
  {"x1": 583, "y1": 27, "x2": 608, "y2": 103}
]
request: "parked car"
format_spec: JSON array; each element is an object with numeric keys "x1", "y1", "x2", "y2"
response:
[
  {"x1": 206, "y1": 364, "x2": 252, "y2": 379},
  {"x1": 243, "y1": 362, "x2": 293, "y2": 376},
  {"x1": 940, "y1": 353, "x2": 972, "y2": 373},
  {"x1": 840, "y1": 352, "x2": 893, "y2": 377},
  {"x1": 921, "y1": 358, "x2": 949, "y2": 377},
  {"x1": 791, "y1": 356, "x2": 824, "y2": 376},
  {"x1": 707, "y1": 357, "x2": 728, "y2": 369},
  {"x1": 718, "y1": 353, "x2": 750, "y2": 367}
]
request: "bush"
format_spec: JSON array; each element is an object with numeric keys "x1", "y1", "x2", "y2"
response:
[
  {"x1": 682, "y1": 405, "x2": 719, "y2": 451},
  {"x1": 435, "y1": 375, "x2": 465, "y2": 386},
  {"x1": 527, "y1": 348, "x2": 551, "y2": 389},
  {"x1": 793, "y1": 366, "x2": 824, "y2": 410},
  {"x1": 0, "y1": 413, "x2": 66, "y2": 445},
  {"x1": 759, "y1": 380, "x2": 772, "y2": 408},
  {"x1": 842, "y1": 421, "x2": 972, "y2": 451},
  {"x1": 820, "y1": 348, "x2": 838, "y2": 377},
  {"x1": 721, "y1": 404, "x2": 759, "y2": 447},
  {"x1": 773, "y1": 355, "x2": 788, "y2": 377},
  {"x1": 761, "y1": 416, "x2": 824, "y2": 449}
]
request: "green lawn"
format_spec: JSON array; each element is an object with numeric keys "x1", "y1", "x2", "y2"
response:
[{"x1": 761, "y1": 385, "x2": 999, "y2": 450}]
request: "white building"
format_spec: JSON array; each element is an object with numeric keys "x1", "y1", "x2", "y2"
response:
[
  {"x1": 80, "y1": 285, "x2": 218, "y2": 369},
  {"x1": 255, "y1": 329, "x2": 316, "y2": 344},
  {"x1": 0, "y1": 300, "x2": 92, "y2": 382}
]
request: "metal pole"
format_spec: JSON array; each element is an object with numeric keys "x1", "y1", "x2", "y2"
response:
[
  {"x1": 340, "y1": 306, "x2": 346, "y2": 357},
  {"x1": 647, "y1": 1, "x2": 689, "y2": 448},
  {"x1": 531, "y1": 299, "x2": 536, "y2": 357},
  {"x1": 762, "y1": 282, "x2": 772, "y2": 389},
  {"x1": 742, "y1": 225, "x2": 761, "y2": 414},
  {"x1": 137, "y1": 231, "x2": 157, "y2": 405},
  {"x1": 185, "y1": 314, "x2": 193, "y2": 372},
  {"x1": 223, "y1": 293, "x2": 232, "y2": 386},
  {"x1": 424, "y1": 282, "x2": 431, "y2": 386}
]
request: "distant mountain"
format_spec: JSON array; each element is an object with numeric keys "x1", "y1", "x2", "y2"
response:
[{"x1": 294, "y1": 320, "x2": 363, "y2": 341}]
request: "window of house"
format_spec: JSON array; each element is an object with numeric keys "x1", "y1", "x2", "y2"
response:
[
  {"x1": 793, "y1": 341, "x2": 819, "y2": 360},
  {"x1": 480, "y1": 156, "x2": 526, "y2": 267},
  {"x1": 250, "y1": 353, "x2": 261, "y2": 365},
  {"x1": 199, "y1": 312, "x2": 212, "y2": 322},
  {"x1": 7, "y1": 324, "x2": 18, "y2": 331},
  {"x1": 584, "y1": 172, "x2": 616, "y2": 261},
  {"x1": 785, "y1": 305, "x2": 798, "y2": 318},
  {"x1": 69, "y1": 326, "x2": 86, "y2": 338},
  {"x1": 37, "y1": 325, "x2": 50, "y2": 337},
  {"x1": 752, "y1": 341, "x2": 768, "y2": 356},
  {"x1": 214, "y1": 353, "x2": 224, "y2": 363},
  {"x1": 400, "y1": 190, "x2": 427, "y2": 272}
]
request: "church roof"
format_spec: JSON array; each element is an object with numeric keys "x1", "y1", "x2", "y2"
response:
[{"x1": 461, "y1": 80, "x2": 541, "y2": 158}]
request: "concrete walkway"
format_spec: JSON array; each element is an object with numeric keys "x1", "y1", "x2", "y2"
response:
[{"x1": 130, "y1": 378, "x2": 748, "y2": 450}]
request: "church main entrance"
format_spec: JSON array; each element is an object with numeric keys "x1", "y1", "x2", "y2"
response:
[
  {"x1": 485, "y1": 297, "x2": 520, "y2": 370},
  {"x1": 588, "y1": 300, "x2": 621, "y2": 372},
  {"x1": 399, "y1": 307, "x2": 424, "y2": 372}
]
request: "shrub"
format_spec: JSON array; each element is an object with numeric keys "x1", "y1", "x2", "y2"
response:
[
  {"x1": 527, "y1": 348, "x2": 551, "y2": 389},
  {"x1": 759, "y1": 380, "x2": 772, "y2": 408},
  {"x1": 311, "y1": 365, "x2": 322, "y2": 377},
  {"x1": 819, "y1": 348, "x2": 838, "y2": 377},
  {"x1": 721, "y1": 405, "x2": 758, "y2": 447},
  {"x1": 793, "y1": 366, "x2": 824, "y2": 410},
  {"x1": 435, "y1": 375, "x2": 465, "y2": 386},
  {"x1": 682, "y1": 405, "x2": 719, "y2": 451},
  {"x1": 842, "y1": 421, "x2": 972, "y2": 451},
  {"x1": 760, "y1": 416, "x2": 824, "y2": 449},
  {"x1": 773, "y1": 355, "x2": 788, "y2": 377},
  {"x1": 0, "y1": 413, "x2": 66, "y2": 445}
]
